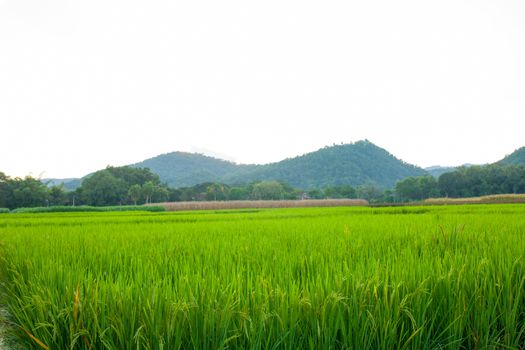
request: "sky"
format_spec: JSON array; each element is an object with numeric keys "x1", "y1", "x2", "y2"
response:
[{"x1": 1, "y1": 0, "x2": 524, "y2": 178}]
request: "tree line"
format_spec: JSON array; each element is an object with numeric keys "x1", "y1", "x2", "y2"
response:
[
  {"x1": 395, "y1": 164, "x2": 525, "y2": 201},
  {"x1": 1, "y1": 163, "x2": 524, "y2": 210},
  {"x1": 0, "y1": 167, "x2": 169, "y2": 210},
  {"x1": 1, "y1": 166, "x2": 383, "y2": 209}
]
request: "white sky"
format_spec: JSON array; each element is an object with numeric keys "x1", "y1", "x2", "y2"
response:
[{"x1": 1, "y1": 0, "x2": 524, "y2": 178}]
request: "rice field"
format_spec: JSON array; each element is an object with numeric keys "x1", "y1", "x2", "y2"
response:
[{"x1": 0, "y1": 205, "x2": 524, "y2": 349}]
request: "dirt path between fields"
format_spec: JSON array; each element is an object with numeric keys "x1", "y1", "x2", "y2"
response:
[
  {"x1": 0, "y1": 309, "x2": 6, "y2": 350},
  {"x1": 0, "y1": 307, "x2": 12, "y2": 350}
]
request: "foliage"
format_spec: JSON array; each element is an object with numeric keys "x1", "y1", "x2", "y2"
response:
[
  {"x1": 0, "y1": 208, "x2": 9, "y2": 213},
  {"x1": 396, "y1": 164, "x2": 525, "y2": 201},
  {"x1": 132, "y1": 151, "x2": 255, "y2": 188},
  {"x1": 0, "y1": 205, "x2": 524, "y2": 348},
  {"x1": 395, "y1": 175, "x2": 440, "y2": 201},
  {"x1": 129, "y1": 141, "x2": 426, "y2": 189},
  {"x1": 498, "y1": 146, "x2": 525, "y2": 165},
  {"x1": 0, "y1": 173, "x2": 55, "y2": 209},
  {"x1": 323, "y1": 185, "x2": 357, "y2": 199},
  {"x1": 127, "y1": 184, "x2": 142, "y2": 205},
  {"x1": 438, "y1": 164, "x2": 525, "y2": 198},
  {"x1": 356, "y1": 183, "x2": 385, "y2": 202},
  {"x1": 223, "y1": 140, "x2": 426, "y2": 189},
  {"x1": 76, "y1": 166, "x2": 169, "y2": 206},
  {"x1": 48, "y1": 185, "x2": 69, "y2": 206},
  {"x1": 170, "y1": 181, "x2": 300, "y2": 202},
  {"x1": 251, "y1": 181, "x2": 285, "y2": 200},
  {"x1": 80, "y1": 170, "x2": 129, "y2": 206}
]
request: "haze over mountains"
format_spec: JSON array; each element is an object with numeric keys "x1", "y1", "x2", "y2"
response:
[
  {"x1": 424, "y1": 164, "x2": 476, "y2": 178},
  {"x1": 46, "y1": 141, "x2": 525, "y2": 191}
]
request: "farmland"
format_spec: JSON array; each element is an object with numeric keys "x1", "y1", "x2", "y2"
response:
[{"x1": 0, "y1": 205, "x2": 524, "y2": 349}]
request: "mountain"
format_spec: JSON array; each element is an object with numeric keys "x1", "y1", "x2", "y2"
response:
[
  {"x1": 497, "y1": 147, "x2": 525, "y2": 165},
  {"x1": 131, "y1": 152, "x2": 257, "y2": 188},
  {"x1": 131, "y1": 140, "x2": 426, "y2": 189},
  {"x1": 221, "y1": 141, "x2": 426, "y2": 189},
  {"x1": 44, "y1": 140, "x2": 428, "y2": 190},
  {"x1": 41, "y1": 143, "x2": 525, "y2": 191}
]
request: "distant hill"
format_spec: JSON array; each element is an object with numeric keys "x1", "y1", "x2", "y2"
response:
[
  {"x1": 498, "y1": 147, "x2": 525, "y2": 165},
  {"x1": 41, "y1": 142, "x2": 525, "y2": 191},
  {"x1": 131, "y1": 152, "x2": 257, "y2": 188},
  {"x1": 42, "y1": 178, "x2": 82, "y2": 191},
  {"x1": 131, "y1": 140, "x2": 426, "y2": 189},
  {"x1": 44, "y1": 140, "x2": 427, "y2": 190},
  {"x1": 425, "y1": 164, "x2": 476, "y2": 178},
  {"x1": 425, "y1": 166, "x2": 457, "y2": 178},
  {"x1": 222, "y1": 141, "x2": 426, "y2": 189}
]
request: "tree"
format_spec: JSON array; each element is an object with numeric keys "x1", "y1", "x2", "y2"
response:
[
  {"x1": 142, "y1": 181, "x2": 155, "y2": 204},
  {"x1": 0, "y1": 172, "x2": 13, "y2": 208},
  {"x1": 357, "y1": 184, "x2": 383, "y2": 202},
  {"x1": 128, "y1": 184, "x2": 142, "y2": 205},
  {"x1": 307, "y1": 189, "x2": 324, "y2": 199},
  {"x1": 80, "y1": 171, "x2": 128, "y2": 206},
  {"x1": 151, "y1": 186, "x2": 169, "y2": 203},
  {"x1": 229, "y1": 187, "x2": 249, "y2": 200},
  {"x1": 206, "y1": 183, "x2": 228, "y2": 201},
  {"x1": 395, "y1": 176, "x2": 439, "y2": 201},
  {"x1": 106, "y1": 166, "x2": 161, "y2": 187},
  {"x1": 324, "y1": 185, "x2": 356, "y2": 199},
  {"x1": 251, "y1": 181, "x2": 284, "y2": 200},
  {"x1": 77, "y1": 166, "x2": 170, "y2": 206},
  {"x1": 11, "y1": 176, "x2": 49, "y2": 208},
  {"x1": 48, "y1": 185, "x2": 68, "y2": 206},
  {"x1": 395, "y1": 177, "x2": 419, "y2": 201}
]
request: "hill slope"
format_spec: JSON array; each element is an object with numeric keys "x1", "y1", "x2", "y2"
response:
[
  {"x1": 498, "y1": 147, "x2": 525, "y2": 165},
  {"x1": 425, "y1": 166, "x2": 457, "y2": 178},
  {"x1": 223, "y1": 141, "x2": 426, "y2": 189},
  {"x1": 42, "y1": 178, "x2": 83, "y2": 191},
  {"x1": 425, "y1": 164, "x2": 477, "y2": 178},
  {"x1": 45, "y1": 141, "x2": 428, "y2": 190},
  {"x1": 132, "y1": 152, "x2": 257, "y2": 188}
]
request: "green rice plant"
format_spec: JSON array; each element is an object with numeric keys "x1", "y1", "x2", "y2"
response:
[
  {"x1": 0, "y1": 205, "x2": 524, "y2": 349},
  {"x1": 9, "y1": 205, "x2": 165, "y2": 214}
]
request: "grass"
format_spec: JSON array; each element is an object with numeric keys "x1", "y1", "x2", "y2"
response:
[
  {"x1": 8, "y1": 205, "x2": 165, "y2": 214},
  {"x1": 0, "y1": 205, "x2": 524, "y2": 349}
]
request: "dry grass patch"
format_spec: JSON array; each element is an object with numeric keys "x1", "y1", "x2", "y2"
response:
[
  {"x1": 154, "y1": 199, "x2": 368, "y2": 211},
  {"x1": 424, "y1": 193, "x2": 525, "y2": 205}
]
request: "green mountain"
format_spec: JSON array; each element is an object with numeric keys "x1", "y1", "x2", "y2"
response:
[
  {"x1": 498, "y1": 147, "x2": 525, "y2": 165},
  {"x1": 44, "y1": 140, "x2": 428, "y2": 190},
  {"x1": 131, "y1": 140, "x2": 426, "y2": 189},
  {"x1": 131, "y1": 152, "x2": 257, "y2": 188},
  {"x1": 222, "y1": 140, "x2": 426, "y2": 189}
]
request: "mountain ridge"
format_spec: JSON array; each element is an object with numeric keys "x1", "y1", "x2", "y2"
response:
[
  {"x1": 45, "y1": 141, "x2": 525, "y2": 191},
  {"x1": 497, "y1": 147, "x2": 525, "y2": 165}
]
